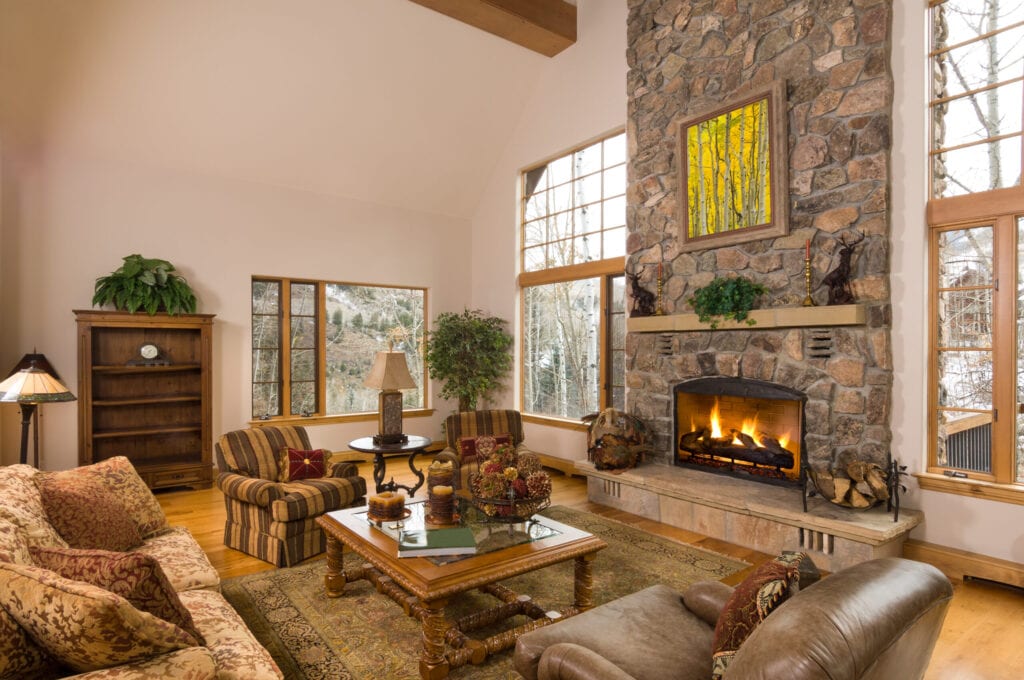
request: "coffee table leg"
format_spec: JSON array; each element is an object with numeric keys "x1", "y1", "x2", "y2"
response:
[
  {"x1": 573, "y1": 553, "x2": 597, "y2": 611},
  {"x1": 323, "y1": 534, "x2": 347, "y2": 598},
  {"x1": 419, "y1": 597, "x2": 450, "y2": 680}
]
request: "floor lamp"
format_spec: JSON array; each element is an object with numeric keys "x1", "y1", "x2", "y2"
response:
[{"x1": 0, "y1": 353, "x2": 76, "y2": 466}]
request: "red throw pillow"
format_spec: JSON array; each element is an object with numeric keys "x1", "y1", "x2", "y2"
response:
[
  {"x1": 457, "y1": 434, "x2": 512, "y2": 463},
  {"x1": 29, "y1": 546, "x2": 205, "y2": 646},
  {"x1": 278, "y1": 448, "x2": 327, "y2": 482},
  {"x1": 710, "y1": 552, "x2": 812, "y2": 679},
  {"x1": 37, "y1": 474, "x2": 143, "y2": 552}
]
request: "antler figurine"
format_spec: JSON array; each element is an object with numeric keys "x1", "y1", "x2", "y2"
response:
[{"x1": 821, "y1": 232, "x2": 864, "y2": 305}]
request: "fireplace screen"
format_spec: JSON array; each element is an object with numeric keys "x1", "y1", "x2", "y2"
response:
[{"x1": 674, "y1": 377, "x2": 804, "y2": 483}]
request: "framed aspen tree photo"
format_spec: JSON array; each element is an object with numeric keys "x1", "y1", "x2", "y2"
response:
[{"x1": 678, "y1": 80, "x2": 788, "y2": 252}]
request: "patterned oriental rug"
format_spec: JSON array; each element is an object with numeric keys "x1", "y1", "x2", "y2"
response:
[{"x1": 221, "y1": 506, "x2": 748, "y2": 680}]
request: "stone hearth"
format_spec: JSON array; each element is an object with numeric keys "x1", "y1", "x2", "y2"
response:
[{"x1": 580, "y1": 461, "x2": 920, "y2": 572}]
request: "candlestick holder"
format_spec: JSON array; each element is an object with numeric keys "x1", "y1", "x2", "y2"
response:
[{"x1": 802, "y1": 257, "x2": 816, "y2": 307}]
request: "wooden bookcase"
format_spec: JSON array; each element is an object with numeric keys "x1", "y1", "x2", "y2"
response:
[{"x1": 75, "y1": 310, "x2": 214, "y2": 489}]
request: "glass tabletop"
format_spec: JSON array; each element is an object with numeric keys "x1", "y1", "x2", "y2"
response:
[{"x1": 354, "y1": 497, "x2": 561, "y2": 564}]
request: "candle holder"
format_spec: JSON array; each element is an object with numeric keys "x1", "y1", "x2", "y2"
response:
[
  {"x1": 656, "y1": 270, "x2": 664, "y2": 315},
  {"x1": 803, "y1": 256, "x2": 816, "y2": 307}
]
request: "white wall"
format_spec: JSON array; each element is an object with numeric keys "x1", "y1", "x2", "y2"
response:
[
  {"x1": 468, "y1": 0, "x2": 629, "y2": 460},
  {"x1": 891, "y1": 1, "x2": 1024, "y2": 563},
  {"x1": 0, "y1": 149, "x2": 469, "y2": 467}
]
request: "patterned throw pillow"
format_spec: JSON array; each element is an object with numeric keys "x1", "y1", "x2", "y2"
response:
[
  {"x1": 0, "y1": 603, "x2": 63, "y2": 679},
  {"x1": 457, "y1": 434, "x2": 512, "y2": 462},
  {"x1": 710, "y1": 552, "x2": 812, "y2": 679},
  {"x1": 29, "y1": 546, "x2": 204, "y2": 646},
  {"x1": 37, "y1": 474, "x2": 143, "y2": 552},
  {"x1": 278, "y1": 448, "x2": 328, "y2": 482},
  {"x1": 0, "y1": 465, "x2": 68, "y2": 551},
  {"x1": 0, "y1": 513, "x2": 33, "y2": 565},
  {"x1": 39, "y1": 457, "x2": 169, "y2": 538},
  {"x1": 0, "y1": 561, "x2": 196, "y2": 673}
]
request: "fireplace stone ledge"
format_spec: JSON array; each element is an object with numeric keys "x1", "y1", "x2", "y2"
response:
[{"x1": 578, "y1": 461, "x2": 921, "y2": 572}]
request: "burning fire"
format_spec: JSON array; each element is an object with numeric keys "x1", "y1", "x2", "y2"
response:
[{"x1": 693, "y1": 399, "x2": 792, "y2": 452}]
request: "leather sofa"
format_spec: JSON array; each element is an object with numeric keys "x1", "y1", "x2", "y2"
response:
[
  {"x1": 215, "y1": 425, "x2": 366, "y2": 567},
  {"x1": 514, "y1": 557, "x2": 953, "y2": 680}
]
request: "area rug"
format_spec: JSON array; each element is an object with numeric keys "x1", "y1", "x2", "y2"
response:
[{"x1": 221, "y1": 506, "x2": 748, "y2": 680}]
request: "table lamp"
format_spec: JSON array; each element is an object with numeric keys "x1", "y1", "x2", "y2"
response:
[
  {"x1": 363, "y1": 348, "x2": 417, "y2": 446},
  {"x1": 0, "y1": 352, "x2": 77, "y2": 466}
]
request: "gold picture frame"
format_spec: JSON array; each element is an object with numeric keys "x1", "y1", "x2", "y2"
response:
[{"x1": 677, "y1": 80, "x2": 789, "y2": 252}]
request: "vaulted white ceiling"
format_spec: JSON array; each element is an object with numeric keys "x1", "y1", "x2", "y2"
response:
[{"x1": 0, "y1": 0, "x2": 553, "y2": 218}]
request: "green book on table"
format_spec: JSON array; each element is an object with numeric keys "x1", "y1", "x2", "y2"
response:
[{"x1": 397, "y1": 527, "x2": 477, "y2": 558}]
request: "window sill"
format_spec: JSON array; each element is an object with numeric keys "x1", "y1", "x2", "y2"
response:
[
  {"x1": 522, "y1": 414, "x2": 588, "y2": 432},
  {"x1": 915, "y1": 472, "x2": 1024, "y2": 506},
  {"x1": 248, "y1": 408, "x2": 435, "y2": 428}
]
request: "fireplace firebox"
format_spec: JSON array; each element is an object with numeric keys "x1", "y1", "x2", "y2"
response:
[{"x1": 673, "y1": 377, "x2": 807, "y2": 487}]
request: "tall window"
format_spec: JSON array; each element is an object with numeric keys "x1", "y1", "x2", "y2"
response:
[
  {"x1": 520, "y1": 131, "x2": 626, "y2": 421},
  {"x1": 927, "y1": 0, "x2": 1024, "y2": 494},
  {"x1": 251, "y1": 277, "x2": 426, "y2": 421}
]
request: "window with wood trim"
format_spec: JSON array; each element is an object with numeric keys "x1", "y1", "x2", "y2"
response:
[
  {"x1": 519, "y1": 131, "x2": 626, "y2": 421},
  {"x1": 927, "y1": 0, "x2": 1024, "y2": 491},
  {"x1": 251, "y1": 277, "x2": 426, "y2": 420}
]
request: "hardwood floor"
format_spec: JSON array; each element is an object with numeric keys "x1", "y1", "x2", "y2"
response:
[{"x1": 155, "y1": 458, "x2": 1024, "y2": 678}]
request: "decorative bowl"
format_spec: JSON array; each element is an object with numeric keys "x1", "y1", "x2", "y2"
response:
[{"x1": 469, "y1": 492, "x2": 550, "y2": 523}]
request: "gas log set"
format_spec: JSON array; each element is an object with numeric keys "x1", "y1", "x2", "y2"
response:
[
  {"x1": 677, "y1": 399, "x2": 796, "y2": 479},
  {"x1": 674, "y1": 377, "x2": 804, "y2": 485}
]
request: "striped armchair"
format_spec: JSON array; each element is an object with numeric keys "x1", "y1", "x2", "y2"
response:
[
  {"x1": 215, "y1": 426, "x2": 366, "y2": 567},
  {"x1": 433, "y1": 410, "x2": 535, "y2": 489}
]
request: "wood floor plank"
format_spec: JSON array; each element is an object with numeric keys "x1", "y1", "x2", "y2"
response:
[{"x1": 154, "y1": 458, "x2": 1024, "y2": 677}]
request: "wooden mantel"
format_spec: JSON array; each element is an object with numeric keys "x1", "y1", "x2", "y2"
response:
[
  {"x1": 627, "y1": 303, "x2": 867, "y2": 333},
  {"x1": 407, "y1": 0, "x2": 577, "y2": 57}
]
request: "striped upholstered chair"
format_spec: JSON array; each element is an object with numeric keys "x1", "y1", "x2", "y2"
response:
[
  {"x1": 215, "y1": 426, "x2": 366, "y2": 567},
  {"x1": 432, "y1": 410, "x2": 536, "y2": 489}
]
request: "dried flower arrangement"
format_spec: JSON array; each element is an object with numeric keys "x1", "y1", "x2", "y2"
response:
[{"x1": 469, "y1": 443, "x2": 552, "y2": 520}]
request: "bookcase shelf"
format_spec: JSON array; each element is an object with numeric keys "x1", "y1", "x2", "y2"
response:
[{"x1": 75, "y1": 310, "x2": 215, "y2": 490}]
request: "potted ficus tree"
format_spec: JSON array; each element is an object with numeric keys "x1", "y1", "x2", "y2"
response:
[
  {"x1": 424, "y1": 308, "x2": 513, "y2": 412},
  {"x1": 92, "y1": 254, "x2": 198, "y2": 315}
]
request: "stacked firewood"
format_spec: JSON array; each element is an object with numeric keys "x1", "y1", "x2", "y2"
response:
[{"x1": 809, "y1": 461, "x2": 890, "y2": 509}]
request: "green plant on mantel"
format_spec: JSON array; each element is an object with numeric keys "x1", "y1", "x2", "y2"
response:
[
  {"x1": 92, "y1": 254, "x2": 198, "y2": 315},
  {"x1": 425, "y1": 308, "x2": 513, "y2": 412},
  {"x1": 688, "y1": 276, "x2": 768, "y2": 329}
]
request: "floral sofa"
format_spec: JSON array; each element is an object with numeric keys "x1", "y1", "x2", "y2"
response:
[{"x1": 0, "y1": 457, "x2": 282, "y2": 679}]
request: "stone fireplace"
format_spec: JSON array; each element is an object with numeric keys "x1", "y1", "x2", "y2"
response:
[{"x1": 579, "y1": 0, "x2": 921, "y2": 571}]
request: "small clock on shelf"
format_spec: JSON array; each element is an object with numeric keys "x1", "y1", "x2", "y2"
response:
[{"x1": 127, "y1": 343, "x2": 171, "y2": 366}]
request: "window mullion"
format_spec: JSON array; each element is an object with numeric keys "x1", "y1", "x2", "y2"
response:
[
  {"x1": 280, "y1": 279, "x2": 293, "y2": 417},
  {"x1": 316, "y1": 282, "x2": 326, "y2": 417},
  {"x1": 992, "y1": 215, "x2": 1018, "y2": 483}
]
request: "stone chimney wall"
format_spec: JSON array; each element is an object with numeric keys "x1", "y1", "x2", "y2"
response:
[{"x1": 625, "y1": 0, "x2": 894, "y2": 474}]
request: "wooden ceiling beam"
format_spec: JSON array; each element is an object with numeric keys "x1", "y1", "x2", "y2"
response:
[{"x1": 408, "y1": 0, "x2": 577, "y2": 57}]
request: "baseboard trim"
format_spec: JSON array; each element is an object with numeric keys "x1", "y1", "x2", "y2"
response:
[
  {"x1": 904, "y1": 539, "x2": 1024, "y2": 587},
  {"x1": 536, "y1": 454, "x2": 580, "y2": 477}
]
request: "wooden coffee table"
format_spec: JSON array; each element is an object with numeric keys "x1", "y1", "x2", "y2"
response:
[{"x1": 317, "y1": 500, "x2": 606, "y2": 679}]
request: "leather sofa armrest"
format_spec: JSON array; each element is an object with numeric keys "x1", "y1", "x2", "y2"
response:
[
  {"x1": 216, "y1": 471, "x2": 281, "y2": 507},
  {"x1": 329, "y1": 461, "x2": 360, "y2": 478},
  {"x1": 682, "y1": 579, "x2": 734, "y2": 627},
  {"x1": 537, "y1": 643, "x2": 637, "y2": 680}
]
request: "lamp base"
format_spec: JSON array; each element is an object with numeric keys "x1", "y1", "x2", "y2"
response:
[{"x1": 373, "y1": 433, "x2": 409, "y2": 446}]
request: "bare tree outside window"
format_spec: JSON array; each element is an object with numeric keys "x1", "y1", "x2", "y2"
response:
[
  {"x1": 520, "y1": 131, "x2": 626, "y2": 420},
  {"x1": 251, "y1": 278, "x2": 425, "y2": 420},
  {"x1": 931, "y1": 0, "x2": 1024, "y2": 197}
]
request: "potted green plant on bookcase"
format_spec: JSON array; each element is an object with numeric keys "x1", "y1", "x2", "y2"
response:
[{"x1": 92, "y1": 254, "x2": 198, "y2": 315}]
